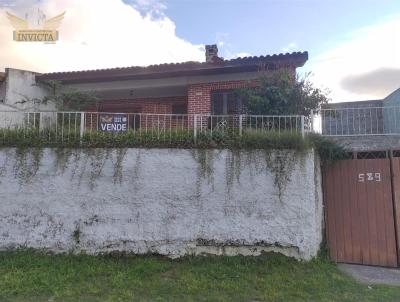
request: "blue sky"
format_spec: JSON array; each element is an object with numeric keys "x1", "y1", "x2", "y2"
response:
[
  {"x1": 130, "y1": 0, "x2": 400, "y2": 101},
  {"x1": 164, "y1": 0, "x2": 400, "y2": 58},
  {"x1": 1, "y1": 0, "x2": 400, "y2": 102}
]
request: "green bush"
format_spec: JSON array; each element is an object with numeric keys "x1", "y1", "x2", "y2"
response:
[
  {"x1": 307, "y1": 133, "x2": 350, "y2": 163},
  {"x1": 0, "y1": 127, "x2": 348, "y2": 162}
]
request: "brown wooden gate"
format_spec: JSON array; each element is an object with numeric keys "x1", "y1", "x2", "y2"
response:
[{"x1": 324, "y1": 158, "x2": 399, "y2": 267}]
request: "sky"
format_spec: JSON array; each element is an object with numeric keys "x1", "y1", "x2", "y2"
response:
[{"x1": 0, "y1": 0, "x2": 399, "y2": 103}]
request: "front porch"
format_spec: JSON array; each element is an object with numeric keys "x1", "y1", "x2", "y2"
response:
[
  {"x1": 80, "y1": 80, "x2": 248, "y2": 131},
  {"x1": 88, "y1": 79, "x2": 248, "y2": 116}
]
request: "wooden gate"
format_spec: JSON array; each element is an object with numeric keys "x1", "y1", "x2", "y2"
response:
[{"x1": 324, "y1": 157, "x2": 399, "y2": 267}]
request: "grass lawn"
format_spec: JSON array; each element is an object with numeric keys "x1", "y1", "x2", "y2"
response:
[{"x1": 0, "y1": 251, "x2": 399, "y2": 302}]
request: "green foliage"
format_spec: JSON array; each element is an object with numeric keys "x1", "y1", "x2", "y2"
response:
[
  {"x1": 308, "y1": 133, "x2": 351, "y2": 164},
  {"x1": 236, "y1": 70, "x2": 329, "y2": 116},
  {"x1": 35, "y1": 80, "x2": 99, "y2": 111},
  {"x1": 0, "y1": 128, "x2": 347, "y2": 163},
  {"x1": 0, "y1": 128, "x2": 306, "y2": 149},
  {"x1": 238, "y1": 129, "x2": 309, "y2": 150},
  {"x1": 0, "y1": 128, "x2": 82, "y2": 147},
  {"x1": 0, "y1": 250, "x2": 399, "y2": 302}
]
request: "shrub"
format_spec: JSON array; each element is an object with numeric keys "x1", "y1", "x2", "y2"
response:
[{"x1": 0, "y1": 127, "x2": 348, "y2": 162}]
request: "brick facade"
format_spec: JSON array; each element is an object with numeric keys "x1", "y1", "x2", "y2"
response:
[
  {"x1": 85, "y1": 80, "x2": 259, "y2": 130},
  {"x1": 85, "y1": 96, "x2": 188, "y2": 130},
  {"x1": 84, "y1": 71, "x2": 298, "y2": 131},
  {"x1": 88, "y1": 79, "x2": 259, "y2": 117},
  {"x1": 188, "y1": 79, "x2": 258, "y2": 115}
]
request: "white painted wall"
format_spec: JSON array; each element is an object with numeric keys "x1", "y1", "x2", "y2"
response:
[
  {"x1": 0, "y1": 148, "x2": 323, "y2": 260},
  {"x1": 0, "y1": 69, "x2": 56, "y2": 128},
  {"x1": 2, "y1": 68, "x2": 54, "y2": 111}
]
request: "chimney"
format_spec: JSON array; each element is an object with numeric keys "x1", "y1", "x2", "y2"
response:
[{"x1": 205, "y1": 44, "x2": 219, "y2": 63}]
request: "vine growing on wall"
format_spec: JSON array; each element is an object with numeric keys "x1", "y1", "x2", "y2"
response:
[
  {"x1": 82, "y1": 149, "x2": 112, "y2": 190},
  {"x1": 13, "y1": 148, "x2": 43, "y2": 185},
  {"x1": 223, "y1": 150, "x2": 300, "y2": 201},
  {"x1": 263, "y1": 150, "x2": 298, "y2": 201},
  {"x1": 0, "y1": 149, "x2": 12, "y2": 184},
  {"x1": 225, "y1": 150, "x2": 242, "y2": 195},
  {"x1": 53, "y1": 148, "x2": 74, "y2": 174},
  {"x1": 1, "y1": 146, "x2": 317, "y2": 202},
  {"x1": 112, "y1": 149, "x2": 128, "y2": 184},
  {"x1": 191, "y1": 149, "x2": 219, "y2": 200},
  {"x1": 0, "y1": 148, "x2": 138, "y2": 190},
  {"x1": 189, "y1": 148, "x2": 301, "y2": 202}
]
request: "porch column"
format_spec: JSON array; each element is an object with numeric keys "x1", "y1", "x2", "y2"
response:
[{"x1": 187, "y1": 84, "x2": 212, "y2": 115}]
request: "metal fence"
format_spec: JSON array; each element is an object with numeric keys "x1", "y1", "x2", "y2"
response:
[
  {"x1": 319, "y1": 107, "x2": 400, "y2": 136},
  {"x1": 6, "y1": 107, "x2": 400, "y2": 141},
  {"x1": 0, "y1": 111, "x2": 307, "y2": 143}
]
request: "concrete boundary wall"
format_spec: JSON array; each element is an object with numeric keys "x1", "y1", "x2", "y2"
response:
[{"x1": 0, "y1": 148, "x2": 323, "y2": 260}]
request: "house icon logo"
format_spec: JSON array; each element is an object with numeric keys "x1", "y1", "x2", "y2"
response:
[{"x1": 6, "y1": 7, "x2": 65, "y2": 43}]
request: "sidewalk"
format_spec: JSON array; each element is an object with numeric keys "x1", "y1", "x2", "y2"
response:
[{"x1": 338, "y1": 263, "x2": 400, "y2": 286}]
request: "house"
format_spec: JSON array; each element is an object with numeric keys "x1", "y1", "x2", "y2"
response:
[
  {"x1": 7, "y1": 45, "x2": 307, "y2": 114},
  {"x1": 0, "y1": 45, "x2": 307, "y2": 130},
  {"x1": 321, "y1": 99, "x2": 384, "y2": 135},
  {"x1": 36, "y1": 45, "x2": 307, "y2": 116},
  {"x1": 320, "y1": 88, "x2": 400, "y2": 151},
  {"x1": 321, "y1": 88, "x2": 400, "y2": 136}
]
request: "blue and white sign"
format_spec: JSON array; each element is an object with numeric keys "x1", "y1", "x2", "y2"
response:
[{"x1": 99, "y1": 114, "x2": 128, "y2": 132}]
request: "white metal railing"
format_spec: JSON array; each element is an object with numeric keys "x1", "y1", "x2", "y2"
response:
[
  {"x1": 318, "y1": 107, "x2": 400, "y2": 136},
  {"x1": 0, "y1": 111, "x2": 308, "y2": 143}
]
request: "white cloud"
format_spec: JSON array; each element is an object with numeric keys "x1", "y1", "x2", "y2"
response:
[
  {"x1": 0, "y1": 0, "x2": 204, "y2": 73},
  {"x1": 282, "y1": 42, "x2": 297, "y2": 53},
  {"x1": 306, "y1": 16, "x2": 400, "y2": 102}
]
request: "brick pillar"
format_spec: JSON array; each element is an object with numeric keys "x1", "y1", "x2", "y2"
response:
[{"x1": 188, "y1": 84, "x2": 212, "y2": 115}]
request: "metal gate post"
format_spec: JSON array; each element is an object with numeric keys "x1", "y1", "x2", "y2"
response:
[
  {"x1": 301, "y1": 115, "x2": 305, "y2": 138},
  {"x1": 80, "y1": 112, "x2": 85, "y2": 143},
  {"x1": 193, "y1": 114, "x2": 198, "y2": 143},
  {"x1": 239, "y1": 114, "x2": 243, "y2": 136}
]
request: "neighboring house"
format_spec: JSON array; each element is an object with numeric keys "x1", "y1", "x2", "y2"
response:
[
  {"x1": 0, "y1": 68, "x2": 57, "y2": 128},
  {"x1": 0, "y1": 68, "x2": 54, "y2": 111},
  {"x1": 382, "y1": 88, "x2": 400, "y2": 133},
  {"x1": 321, "y1": 99, "x2": 384, "y2": 135},
  {"x1": 322, "y1": 88, "x2": 400, "y2": 136}
]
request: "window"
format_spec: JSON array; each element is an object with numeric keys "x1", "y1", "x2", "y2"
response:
[
  {"x1": 211, "y1": 91, "x2": 242, "y2": 115},
  {"x1": 172, "y1": 104, "x2": 187, "y2": 114}
]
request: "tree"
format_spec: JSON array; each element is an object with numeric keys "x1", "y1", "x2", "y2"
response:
[{"x1": 236, "y1": 70, "x2": 329, "y2": 117}]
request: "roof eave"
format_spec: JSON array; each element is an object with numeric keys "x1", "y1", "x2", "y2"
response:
[{"x1": 36, "y1": 52, "x2": 308, "y2": 84}]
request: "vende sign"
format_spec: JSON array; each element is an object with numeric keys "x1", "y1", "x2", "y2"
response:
[{"x1": 99, "y1": 114, "x2": 128, "y2": 133}]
